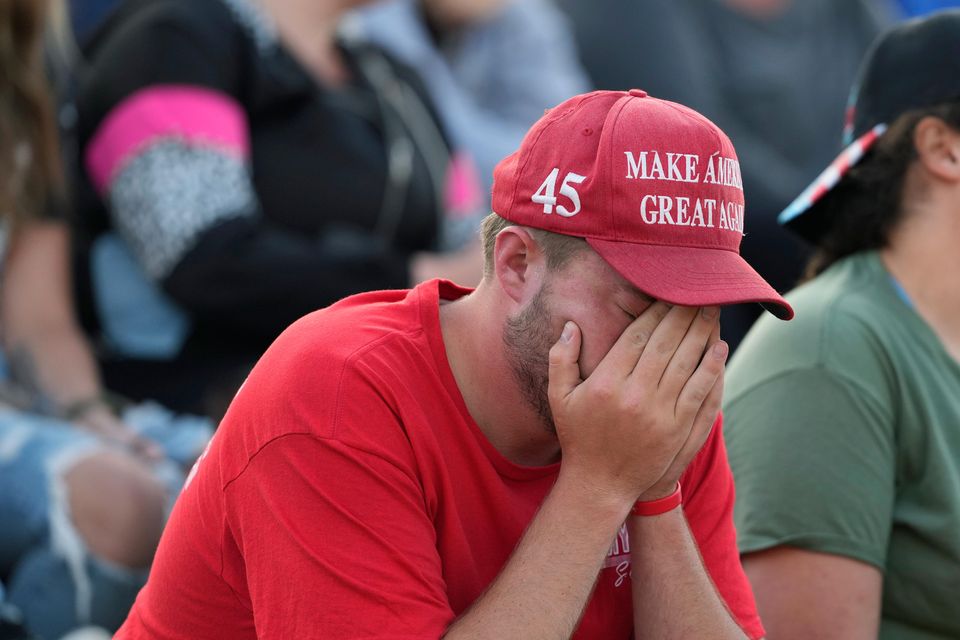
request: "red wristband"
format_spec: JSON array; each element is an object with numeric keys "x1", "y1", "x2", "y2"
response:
[{"x1": 631, "y1": 483, "x2": 682, "y2": 517}]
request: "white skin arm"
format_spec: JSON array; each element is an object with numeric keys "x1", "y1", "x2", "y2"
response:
[
  {"x1": 630, "y1": 509, "x2": 747, "y2": 639},
  {"x1": 627, "y1": 316, "x2": 747, "y2": 639},
  {"x1": 743, "y1": 547, "x2": 882, "y2": 640},
  {"x1": 445, "y1": 302, "x2": 739, "y2": 638},
  {"x1": 1, "y1": 221, "x2": 159, "y2": 457}
]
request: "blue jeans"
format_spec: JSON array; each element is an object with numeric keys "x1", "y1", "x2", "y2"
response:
[{"x1": 0, "y1": 407, "x2": 211, "y2": 639}]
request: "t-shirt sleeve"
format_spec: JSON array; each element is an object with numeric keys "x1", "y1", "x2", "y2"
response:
[
  {"x1": 223, "y1": 433, "x2": 453, "y2": 638},
  {"x1": 681, "y1": 414, "x2": 766, "y2": 640},
  {"x1": 724, "y1": 367, "x2": 896, "y2": 569}
]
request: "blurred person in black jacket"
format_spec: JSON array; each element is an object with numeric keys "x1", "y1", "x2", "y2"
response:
[{"x1": 74, "y1": 0, "x2": 484, "y2": 419}]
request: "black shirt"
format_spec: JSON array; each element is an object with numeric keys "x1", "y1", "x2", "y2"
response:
[{"x1": 75, "y1": 0, "x2": 452, "y2": 414}]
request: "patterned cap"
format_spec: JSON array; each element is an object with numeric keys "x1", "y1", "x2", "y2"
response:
[{"x1": 780, "y1": 9, "x2": 960, "y2": 243}]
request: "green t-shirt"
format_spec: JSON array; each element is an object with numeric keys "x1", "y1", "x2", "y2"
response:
[{"x1": 724, "y1": 251, "x2": 960, "y2": 640}]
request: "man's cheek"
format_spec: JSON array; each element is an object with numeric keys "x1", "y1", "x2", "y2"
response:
[{"x1": 576, "y1": 327, "x2": 620, "y2": 380}]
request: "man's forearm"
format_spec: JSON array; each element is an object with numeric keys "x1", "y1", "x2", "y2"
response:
[
  {"x1": 444, "y1": 471, "x2": 632, "y2": 639},
  {"x1": 630, "y1": 509, "x2": 748, "y2": 639}
]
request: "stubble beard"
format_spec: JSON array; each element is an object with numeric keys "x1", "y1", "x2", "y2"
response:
[{"x1": 502, "y1": 283, "x2": 558, "y2": 435}]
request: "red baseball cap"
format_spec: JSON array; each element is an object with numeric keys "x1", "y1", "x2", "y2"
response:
[{"x1": 492, "y1": 89, "x2": 793, "y2": 320}]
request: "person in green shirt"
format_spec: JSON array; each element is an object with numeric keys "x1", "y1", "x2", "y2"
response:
[{"x1": 724, "y1": 10, "x2": 960, "y2": 640}]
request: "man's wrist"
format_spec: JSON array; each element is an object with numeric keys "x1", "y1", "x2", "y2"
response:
[
  {"x1": 632, "y1": 482, "x2": 682, "y2": 517},
  {"x1": 553, "y1": 468, "x2": 637, "y2": 520}
]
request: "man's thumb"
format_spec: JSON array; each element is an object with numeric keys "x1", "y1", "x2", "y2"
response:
[{"x1": 548, "y1": 321, "x2": 582, "y2": 399}]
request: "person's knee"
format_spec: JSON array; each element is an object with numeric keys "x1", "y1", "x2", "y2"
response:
[{"x1": 64, "y1": 450, "x2": 166, "y2": 569}]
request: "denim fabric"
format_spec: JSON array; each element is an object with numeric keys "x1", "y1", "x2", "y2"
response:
[
  {"x1": 0, "y1": 407, "x2": 209, "y2": 638},
  {"x1": 91, "y1": 233, "x2": 191, "y2": 360},
  {"x1": 6, "y1": 549, "x2": 144, "y2": 639}
]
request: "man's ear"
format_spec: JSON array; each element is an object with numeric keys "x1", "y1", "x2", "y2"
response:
[
  {"x1": 493, "y1": 226, "x2": 547, "y2": 306},
  {"x1": 914, "y1": 116, "x2": 960, "y2": 183}
]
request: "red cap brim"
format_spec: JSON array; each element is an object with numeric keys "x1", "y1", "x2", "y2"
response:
[{"x1": 587, "y1": 238, "x2": 794, "y2": 320}]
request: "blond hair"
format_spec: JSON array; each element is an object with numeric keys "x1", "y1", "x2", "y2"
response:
[{"x1": 480, "y1": 212, "x2": 587, "y2": 277}]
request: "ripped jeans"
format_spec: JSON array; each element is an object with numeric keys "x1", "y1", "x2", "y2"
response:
[{"x1": 0, "y1": 407, "x2": 211, "y2": 639}]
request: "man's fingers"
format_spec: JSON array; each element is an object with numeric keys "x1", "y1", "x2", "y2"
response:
[
  {"x1": 707, "y1": 322, "x2": 721, "y2": 346},
  {"x1": 675, "y1": 369, "x2": 724, "y2": 463},
  {"x1": 631, "y1": 305, "x2": 699, "y2": 382},
  {"x1": 658, "y1": 306, "x2": 719, "y2": 397},
  {"x1": 548, "y1": 321, "x2": 583, "y2": 403},
  {"x1": 592, "y1": 301, "x2": 672, "y2": 379},
  {"x1": 675, "y1": 339, "x2": 727, "y2": 422}
]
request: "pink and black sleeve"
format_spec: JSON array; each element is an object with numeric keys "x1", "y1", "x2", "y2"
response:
[{"x1": 77, "y1": 4, "x2": 414, "y2": 340}]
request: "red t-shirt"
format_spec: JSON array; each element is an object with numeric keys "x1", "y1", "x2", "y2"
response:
[{"x1": 118, "y1": 280, "x2": 764, "y2": 639}]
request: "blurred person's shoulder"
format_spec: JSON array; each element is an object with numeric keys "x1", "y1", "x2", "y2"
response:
[
  {"x1": 726, "y1": 250, "x2": 903, "y2": 406},
  {"x1": 80, "y1": 0, "x2": 249, "y2": 86},
  {"x1": 78, "y1": 0, "x2": 253, "y2": 135}
]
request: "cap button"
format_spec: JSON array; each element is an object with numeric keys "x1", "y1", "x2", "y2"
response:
[{"x1": 628, "y1": 89, "x2": 648, "y2": 98}]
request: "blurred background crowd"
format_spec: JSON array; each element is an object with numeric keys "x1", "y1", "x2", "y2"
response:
[{"x1": 0, "y1": 0, "x2": 958, "y2": 638}]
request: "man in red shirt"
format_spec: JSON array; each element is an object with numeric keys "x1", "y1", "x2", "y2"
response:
[{"x1": 118, "y1": 89, "x2": 792, "y2": 638}]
